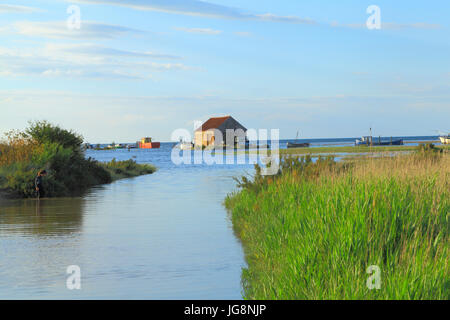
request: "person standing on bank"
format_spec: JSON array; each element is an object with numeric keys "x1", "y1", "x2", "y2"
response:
[{"x1": 35, "y1": 170, "x2": 47, "y2": 199}]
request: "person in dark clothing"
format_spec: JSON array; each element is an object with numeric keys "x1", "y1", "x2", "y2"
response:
[{"x1": 35, "y1": 170, "x2": 47, "y2": 199}]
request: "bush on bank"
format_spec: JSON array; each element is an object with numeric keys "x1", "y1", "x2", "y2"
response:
[{"x1": 0, "y1": 121, "x2": 155, "y2": 198}]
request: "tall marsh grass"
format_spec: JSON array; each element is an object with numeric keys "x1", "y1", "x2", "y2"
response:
[{"x1": 225, "y1": 152, "x2": 449, "y2": 300}]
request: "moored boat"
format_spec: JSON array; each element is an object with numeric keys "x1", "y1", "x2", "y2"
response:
[
  {"x1": 107, "y1": 143, "x2": 126, "y2": 149},
  {"x1": 176, "y1": 142, "x2": 194, "y2": 150},
  {"x1": 355, "y1": 136, "x2": 403, "y2": 146},
  {"x1": 287, "y1": 142, "x2": 310, "y2": 148},
  {"x1": 138, "y1": 137, "x2": 160, "y2": 149},
  {"x1": 439, "y1": 135, "x2": 450, "y2": 145},
  {"x1": 173, "y1": 138, "x2": 194, "y2": 150},
  {"x1": 287, "y1": 130, "x2": 310, "y2": 148}
]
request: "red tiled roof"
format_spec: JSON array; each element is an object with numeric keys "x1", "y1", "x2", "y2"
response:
[{"x1": 196, "y1": 116, "x2": 231, "y2": 132}]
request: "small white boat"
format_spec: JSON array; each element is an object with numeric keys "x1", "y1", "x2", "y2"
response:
[
  {"x1": 180, "y1": 142, "x2": 194, "y2": 150},
  {"x1": 439, "y1": 135, "x2": 450, "y2": 145},
  {"x1": 173, "y1": 139, "x2": 194, "y2": 150}
]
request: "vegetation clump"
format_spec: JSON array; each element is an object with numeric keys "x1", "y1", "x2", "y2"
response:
[
  {"x1": 416, "y1": 143, "x2": 444, "y2": 156},
  {"x1": 225, "y1": 153, "x2": 449, "y2": 300},
  {"x1": 0, "y1": 121, "x2": 155, "y2": 198},
  {"x1": 102, "y1": 158, "x2": 156, "y2": 181}
]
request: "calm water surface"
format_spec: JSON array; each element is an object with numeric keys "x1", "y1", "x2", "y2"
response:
[{"x1": 0, "y1": 144, "x2": 252, "y2": 299}]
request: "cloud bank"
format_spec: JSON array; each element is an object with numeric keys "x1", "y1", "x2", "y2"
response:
[
  {"x1": 10, "y1": 21, "x2": 143, "y2": 39},
  {"x1": 174, "y1": 27, "x2": 222, "y2": 35},
  {"x1": 330, "y1": 21, "x2": 441, "y2": 30},
  {"x1": 0, "y1": 43, "x2": 187, "y2": 79},
  {"x1": 0, "y1": 4, "x2": 41, "y2": 13}
]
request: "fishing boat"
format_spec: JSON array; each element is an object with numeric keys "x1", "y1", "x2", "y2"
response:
[
  {"x1": 180, "y1": 142, "x2": 194, "y2": 150},
  {"x1": 107, "y1": 143, "x2": 126, "y2": 149},
  {"x1": 177, "y1": 142, "x2": 194, "y2": 150},
  {"x1": 138, "y1": 137, "x2": 160, "y2": 149},
  {"x1": 287, "y1": 130, "x2": 310, "y2": 148},
  {"x1": 244, "y1": 140, "x2": 271, "y2": 149},
  {"x1": 439, "y1": 134, "x2": 450, "y2": 145},
  {"x1": 355, "y1": 136, "x2": 403, "y2": 146},
  {"x1": 172, "y1": 138, "x2": 194, "y2": 150},
  {"x1": 287, "y1": 142, "x2": 310, "y2": 148}
]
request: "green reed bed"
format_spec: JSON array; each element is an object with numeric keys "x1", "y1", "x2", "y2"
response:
[
  {"x1": 225, "y1": 152, "x2": 449, "y2": 300},
  {"x1": 101, "y1": 158, "x2": 156, "y2": 181}
]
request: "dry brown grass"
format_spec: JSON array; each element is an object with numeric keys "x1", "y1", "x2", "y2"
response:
[
  {"x1": 350, "y1": 153, "x2": 449, "y2": 188},
  {"x1": 0, "y1": 132, "x2": 43, "y2": 167}
]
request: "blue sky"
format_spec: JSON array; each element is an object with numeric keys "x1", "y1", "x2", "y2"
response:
[{"x1": 0, "y1": 0, "x2": 449, "y2": 142}]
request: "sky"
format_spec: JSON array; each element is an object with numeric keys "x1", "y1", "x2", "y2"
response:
[{"x1": 0, "y1": 0, "x2": 449, "y2": 142}]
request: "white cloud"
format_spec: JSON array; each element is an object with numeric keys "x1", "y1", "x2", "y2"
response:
[
  {"x1": 63, "y1": 1, "x2": 439, "y2": 31},
  {"x1": 253, "y1": 13, "x2": 315, "y2": 24},
  {"x1": 67, "y1": 0, "x2": 317, "y2": 24},
  {"x1": 174, "y1": 27, "x2": 222, "y2": 35},
  {"x1": 10, "y1": 21, "x2": 143, "y2": 39},
  {"x1": 382, "y1": 22, "x2": 441, "y2": 30},
  {"x1": 330, "y1": 21, "x2": 441, "y2": 30},
  {"x1": 43, "y1": 43, "x2": 181, "y2": 60},
  {"x1": 0, "y1": 4, "x2": 41, "y2": 13},
  {"x1": 0, "y1": 43, "x2": 188, "y2": 79},
  {"x1": 330, "y1": 22, "x2": 363, "y2": 29}
]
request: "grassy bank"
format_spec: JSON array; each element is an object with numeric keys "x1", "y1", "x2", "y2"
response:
[
  {"x1": 101, "y1": 158, "x2": 156, "y2": 181},
  {"x1": 0, "y1": 121, "x2": 156, "y2": 198},
  {"x1": 279, "y1": 144, "x2": 450, "y2": 155},
  {"x1": 235, "y1": 144, "x2": 449, "y2": 158},
  {"x1": 225, "y1": 150, "x2": 449, "y2": 299}
]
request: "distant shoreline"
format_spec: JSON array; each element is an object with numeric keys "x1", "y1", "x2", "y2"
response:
[{"x1": 85, "y1": 135, "x2": 442, "y2": 146}]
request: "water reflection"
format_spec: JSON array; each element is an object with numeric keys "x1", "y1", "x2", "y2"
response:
[{"x1": 0, "y1": 198, "x2": 85, "y2": 236}]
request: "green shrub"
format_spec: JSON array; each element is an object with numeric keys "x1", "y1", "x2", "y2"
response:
[
  {"x1": 4, "y1": 166, "x2": 36, "y2": 198},
  {"x1": 25, "y1": 120, "x2": 83, "y2": 152}
]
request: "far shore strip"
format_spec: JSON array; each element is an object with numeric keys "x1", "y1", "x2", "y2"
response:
[{"x1": 199, "y1": 144, "x2": 450, "y2": 156}]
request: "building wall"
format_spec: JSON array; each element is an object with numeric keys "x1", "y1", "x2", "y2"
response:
[
  {"x1": 194, "y1": 131, "x2": 204, "y2": 147},
  {"x1": 194, "y1": 130, "x2": 216, "y2": 147},
  {"x1": 194, "y1": 117, "x2": 247, "y2": 147}
]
